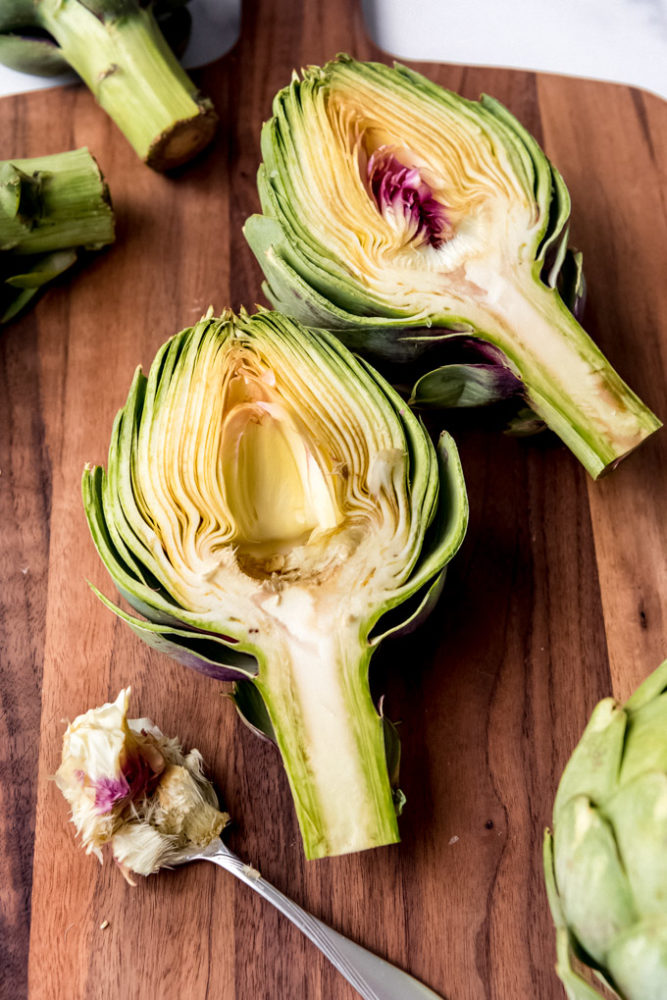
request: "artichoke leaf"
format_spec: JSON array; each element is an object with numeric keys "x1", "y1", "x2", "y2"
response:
[
  {"x1": 410, "y1": 362, "x2": 523, "y2": 409},
  {"x1": 232, "y1": 679, "x2": 277, "y2": 743},
  {"x1": 91, "y1": 586, "x2": 259, "y2": 681},
  {"x1": 0, "y1": 34, "x2": 71, "y2": 76},
  {"x1": 607, "y1": 920, "x2": 667, "y2": 1000},
  {"x1": 6, "y1": 248, "x2": 77, "y2": 288}
]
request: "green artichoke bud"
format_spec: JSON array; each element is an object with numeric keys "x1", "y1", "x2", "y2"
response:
[
  {"x1": 544, "y1": 660, "x2": 667, "y2": 999},
  {"x1": 245, "y1": 55, "x2": 661, "y2": 479},
  {"x1": 0, "y1": 148, "x2": 114, "y2": 324},
  {"x1": 83, "y1": 309, "x2": 468, "y2": 859},
  {"x1": 0, "y1": 0, "x2": 217, "y2": 170}
]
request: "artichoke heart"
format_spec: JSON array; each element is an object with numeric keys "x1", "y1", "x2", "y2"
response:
[
  {"x1": 245, "y1": 55, "x2": 661, "y2": 478},
  {"x1": 544, "y1": 660, "x2": 667, "y2": 999},
  {"x1": 83, "y1": 309, "x2": 468, "y2": 859}
]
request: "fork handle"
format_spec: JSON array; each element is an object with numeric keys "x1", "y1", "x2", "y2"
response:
[{"x1": 203, "y1": 851, "x2": 444, "y2": 1000}]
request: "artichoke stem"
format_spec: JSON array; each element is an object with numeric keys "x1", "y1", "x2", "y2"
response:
[
  {"x1": 467, "y1": 272, "x2": 662, "y2": 478},
  {"x1": 1, "y1": 149, "x2": 114, "y2": 254},
  {"x1": 256, "y1": 626, "x2": 400, "y2": 860},
  {"x1": 39, "y1": 4, "x2": 217, "y2": 170}
]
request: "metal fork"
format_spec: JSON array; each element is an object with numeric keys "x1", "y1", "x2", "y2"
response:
[{"x1": 173, "y1": 837, "x2": 445, "y2": 1000}]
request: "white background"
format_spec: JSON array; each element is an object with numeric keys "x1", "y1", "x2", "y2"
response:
[{"x1": 1, "y1": 0, "x2": 666, "y2": 100}]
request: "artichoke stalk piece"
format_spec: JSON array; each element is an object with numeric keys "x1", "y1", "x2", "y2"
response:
[
  {"x1": 244, "y1": 56, "x2": 661, "y2": 479},
  {"x1": 0, "y1": 0, "x2": 217, "y2": 170},
  {"x1": 83, "y1": 309, "x2": 468, "y2": 859},
  {"x1": 0, "y1": 148, "x2": 114, "y2": 324},
  {"x1": 544, "y1": 660, "x2": 667, "y2": 1000}
]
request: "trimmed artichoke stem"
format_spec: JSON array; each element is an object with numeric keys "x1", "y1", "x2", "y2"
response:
[
  {"x1": 256, "y1": 626, "x2": 400, "y2": 860},
  {"x1": 2, "y1": 150, "x2": 113, "y2": 254},
  {"x1": 39, "y1": 5, "x2": 217, "y2": 170},
  {"x1": 462, "y1": 272, "x2": 662, "y2": 478}
]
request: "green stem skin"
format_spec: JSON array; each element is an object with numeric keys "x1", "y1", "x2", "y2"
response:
[
  {"x1": 38, "y1": 2, "x2": 218, "y2": 170},
  {"x1": 449, "y1": 270, "x2": 662, "y2": 479},
  {"x1": 256, "y1": 625, "x2": 399, "y2": 860},
  {"x1": 1, "y1": 149, "x2": 114, "y2": 254}
]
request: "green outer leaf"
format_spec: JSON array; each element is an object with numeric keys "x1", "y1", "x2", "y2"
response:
[
  {"x1": 553, "y1": 796, "x2": 637, "y2": 967},
  {"x1": 410, "y1": 362, "x2": 520, "y2": 409},
  {"x1": 1, "y1": 285, "x2": 38, "y2": 323},
  {"x1": 553, "y1": 698, "x2": 628, "y2": 818},
  {"x1": 6, "y1": 248, "x2": 77, "y2": 288},
  {"x1": 625, "y1": 660, "x2": 667, "y2": 713},
  {"x1": 607, "y1": 919, "x2": 667, "y2": 1000},
  {"x1": 0, "y1": 0, "x2": 37, "y2": 30},
  {"x1": 369, "y1": 571, "x2": 445, "y2": 647},
  {"x1": 0, "y1": 35, "x2": 70, "y2": 75},
  {"x1": 605, "y1": 773, "x2": 667, "y2": 916},
  {"x1": 545, "y1": 831, "x2": 611, "y2": 1000},
  {"x1": 83, "y1": 461, "x2": 253, "y2": 642},
  {"x1": 232, "y1": 679, "x2": 277, "y2": 743},
  {"x1": 90, "y1": 586, "x2": 259, "y2": 679}
]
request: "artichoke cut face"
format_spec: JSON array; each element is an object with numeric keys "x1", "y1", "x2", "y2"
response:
[
  {"x1": 121, "y1": 312, "x2": 430, "y2": 640},
  {"x1": 249, "y1": 57, "x2": 661, "y2": 479},
  {"x1": 266, "y1": 60, "x2": 542, "y2": 321},
  {"x1": 85, "y1": 309, "x2": 468, "y2": 859}
]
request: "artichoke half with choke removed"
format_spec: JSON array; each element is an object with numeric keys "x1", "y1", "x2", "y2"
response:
[
  {"x1": 245, "y1": 56, "x2": 661, "y2": 478},
  {"x1": 544, "y1": 660, "x2": 667, "y2": 1000},
  {"x1": 83, "y1": 309, "x2": 468, "y2": 859},
  {"x1": 0, "y1": 0, "x2": 217, "y2": 170}
]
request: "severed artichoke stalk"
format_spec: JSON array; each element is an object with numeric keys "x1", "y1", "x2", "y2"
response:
[
  {"x1": 544, "y1": 660, "x2": 667, "y2": 1000},
  {"x1": 244, "y1": 55, "x2": 662, "y2": 479},
  {"x1": 83, "y1": 308, "x2": 468, "y2": 859},
  {"x1": 0, "y1": 148, "x2": 114, "y2": 324},
  {"x1": 0, "y1": 0, "x2": 217, "y2": 170},
  {"x1": 56, "y1": 687, "x2": 229, "y2": 883}
]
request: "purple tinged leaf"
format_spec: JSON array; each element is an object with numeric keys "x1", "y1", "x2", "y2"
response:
[
  {"x1": 368, "y1": 147, "x2": 452, "y2": 248},
  {"x1": 411, "y1": 362, "x2": 523, "y2": 409}
]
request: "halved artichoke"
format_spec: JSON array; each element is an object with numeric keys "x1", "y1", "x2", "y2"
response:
[
  {"x1": 83, "y1": 309, "x2": 468, "y2": 859},
  {"x1": 245, "y1": 56, "x2": 661, "y2": 479},
  {"x1": 544, "y1": 660, "x2": 667, "y2": 999}
]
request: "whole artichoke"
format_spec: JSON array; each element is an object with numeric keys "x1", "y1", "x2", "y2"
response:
[{"x1": 544, "y1": 660, "x2": 667, "y2": 999}]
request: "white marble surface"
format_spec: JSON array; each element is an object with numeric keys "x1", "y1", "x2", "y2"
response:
[
  {"x1": 363, "y1": 0, "x2": 667, "y2": 99},
  {"x1": 0, "y1": 0, "x2": 665, "y2": 100}
]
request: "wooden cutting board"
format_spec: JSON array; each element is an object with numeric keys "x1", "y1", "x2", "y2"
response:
[{"x1": 2, "y1": 0, "x2": 665, "y2": 997}]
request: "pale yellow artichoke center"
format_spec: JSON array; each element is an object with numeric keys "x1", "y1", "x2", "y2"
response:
[
  {"x1": 132, "y1": 332, "x2": 409, "y2": 616},
  {"x1": 287, "y1": 77, "x2": 536, "y2": 314},
  {"x1": 218, "y1": 358, "x2": 343, "y2": 563}
]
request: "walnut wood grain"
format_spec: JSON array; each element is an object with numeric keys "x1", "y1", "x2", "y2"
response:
[{"x1": 0, "y1": 0, "x2": 664, "y2": 997}]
